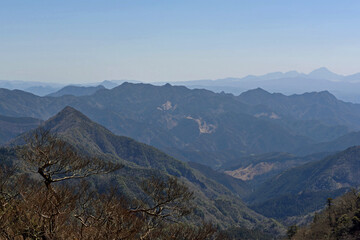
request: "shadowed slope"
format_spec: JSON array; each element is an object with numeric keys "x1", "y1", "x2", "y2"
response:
[
  {"x1": 247, "y1": 147, "x2": 360, "y2": 220},
  {"x1": 19, "y1": 106, "x2": 283, "y2": 233}
]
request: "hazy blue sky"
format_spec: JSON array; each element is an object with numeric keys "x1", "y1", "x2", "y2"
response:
[{"x1": 1, "y1": 0, "x2": 360, "y2": 83}]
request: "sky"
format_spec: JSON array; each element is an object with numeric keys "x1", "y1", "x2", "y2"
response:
[{"x1": 0, "y1": 0, "x2": 360, "y2": 83}]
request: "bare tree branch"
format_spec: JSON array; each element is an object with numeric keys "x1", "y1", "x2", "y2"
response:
[{"x1": 19, "y1": 128, "x2": 122, "y2": 189}]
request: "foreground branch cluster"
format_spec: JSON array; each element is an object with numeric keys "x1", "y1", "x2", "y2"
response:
[{"x1": 0, "y1": 130, "x2": 221, "y2": 240}]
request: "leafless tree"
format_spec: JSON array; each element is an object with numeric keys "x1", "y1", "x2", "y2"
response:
[
  {"x1": 130, "y1": 176, "x2": 194, "y2": 239},
  {"x1": 19, "y1": 129, "x2": 122, "y2": 190},
  {"x1": 0, "y1": 129, "x2": 219, "y2": 239}
]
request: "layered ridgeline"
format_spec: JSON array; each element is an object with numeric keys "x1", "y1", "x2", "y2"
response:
[
  {"x1": 246, "y1": 147, "x2": 360, "y2": 221},
  {"x1": 0, "y1": 79, "x2": 136, "y2": 96},
  {"x1": 47, "y1": 85, "x2": 105, "y2": 97},
  {"x1": 167, "y1": 67, "x2": 360, "y2": 103},
  {"x1": 3, "y1": 83, "x2": 360, "y2": 168},
  {"x1": 9, "y1": 106, "x2": 283, "y2": 235},
  {"x1": 5, "y1": 67, "x2": 360, "y2": 101},
  {"x1": 0, "y1": 115, "x2": 42, "y2": 145},
  {"x1": 238, "y1": 88, "x2": 360, "y2": 131}
]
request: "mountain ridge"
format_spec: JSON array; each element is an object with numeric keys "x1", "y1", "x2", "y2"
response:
[
  {"x1": 47, "y1": 85, "x2": 105, "y2": 97},
  {"x1": 19, "y1": 106, "x2": 282, "y2": 233},
  {"x1": 2, "y1": 83, "x2": 360, "y2": 168},
  {"x1": 246, "y1": 146, "x2": 360, "y2": 220},
  {"x1": 238, "y1": 88, "x2": 360, "y2": 130}
]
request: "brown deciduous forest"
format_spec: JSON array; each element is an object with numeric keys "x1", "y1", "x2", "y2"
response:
[{"x1": 0, "y1": 130, "x2": 222, "y2": 240}]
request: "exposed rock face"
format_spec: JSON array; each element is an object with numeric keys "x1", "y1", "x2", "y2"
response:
[
  {"x1": 254, "y1": 112, "x2": 281, "y2": 119},
  {"x1": 225, "y1": 162, "x2": 275, "y2": 181},
  {"x1": 186, "y1": 116, "x2": 217, "y2": 134},
  {"x1": 157, "y1": 101, "x2": 177, "y2": 111}
]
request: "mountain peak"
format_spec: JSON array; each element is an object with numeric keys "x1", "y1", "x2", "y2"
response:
[
  {"x1": 44, "y1": 106, "x2": 93, "y2": 131},
  {"x1": 308, "y1": 67, "x2": 343, "y2": 80},
  {"x1": 59, "y1": 106, "x2": 80, "y2": 113},
  {"x1": 241, "y1": 87, "x2": 271, "y2": 96},
  {"x1": 57, "y1": 106, "x2": 83, "y2": 116},
  {"x1": 310, "y1": 67, "x2": 332, "y2": 74},
  {"x1": 302, "y1": 90, "x2": 337, "y2": 99},
  {"x1": 57, "y1": 105, "x2": 92, "y2": 120}
]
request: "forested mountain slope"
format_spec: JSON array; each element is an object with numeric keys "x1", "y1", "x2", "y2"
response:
[
  {"x1": 0, "y1": 115, "x2": 41, "y2": 144},
  {"x1": 2, "y1": 83, "x2": 360, "y2": 168},
  {"x1": 238, "y1": 88, "x2": 360, "y2": 130},
  {"x1": 10, "y1": 106, "x2": 282, "y2": 234},
  {"x1": 247, "y1": 147, "x2": 360, "y2": 220}
]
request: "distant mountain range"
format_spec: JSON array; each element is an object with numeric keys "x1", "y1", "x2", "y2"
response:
[
  {"x1": 166, "y1": 67, "x2": 360, "y2": 86},
  {"x1": 237, "y1": 88, "x2": 360, "y2": 130},
  {"x1": 3, "y1": 67, "x2": 360, "y2": 102},
  {"x1": 0, "y1": 79, "x2": 140, "y2": 96},
  {"x1": 47, "y1": 85, "x2": 105, "y2": 97},
  {"x1": 0, "y1": 83, "x2": 317, "y2": 167},
  {"x1": 2, "y1": 83, "x2": 360, "y2": 168},
  {"x1": 158, "y1": 68, "x2": 360, "y2": 103},
  {"x1": 0, "y1": 80, "x2": 63, "y2": 96}
]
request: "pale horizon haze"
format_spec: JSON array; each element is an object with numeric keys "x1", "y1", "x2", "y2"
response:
[{"x1": 1, "y1": 1, "x2": 360, "y2": 84}]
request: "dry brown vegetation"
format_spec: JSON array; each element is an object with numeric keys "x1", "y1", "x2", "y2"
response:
[{"x1": 0, "y1": 130, "x2": 220, "y2": 239}]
